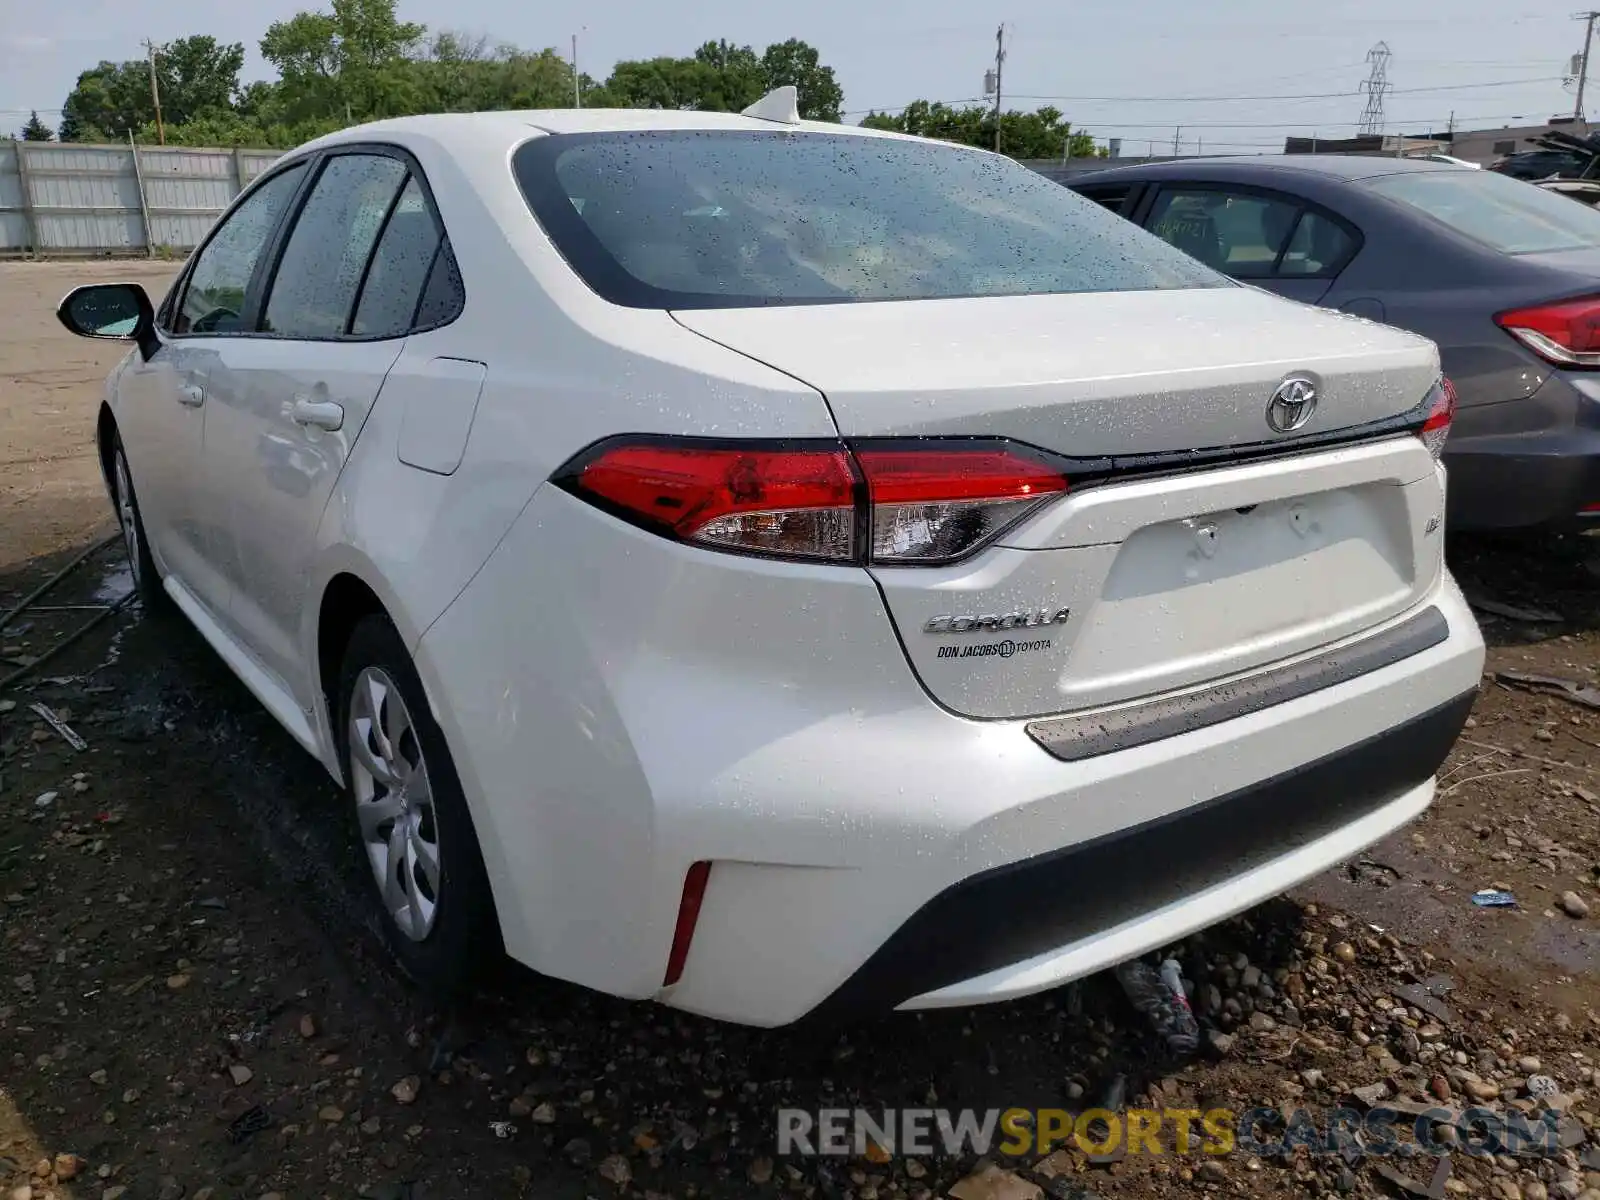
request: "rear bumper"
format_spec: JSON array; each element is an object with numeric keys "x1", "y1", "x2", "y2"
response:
[
  {"x1": 697, "y1": 582, "x2": 1481, "y2": 1027},
  {"x1": 670, "y1": 582, "x2": 1480, "y2": 1025},
  {"x1": 817, "y1": 689, "x2": 1473, "y2": 1019},
  {"x1": 1445, "y1": 373, "x2": 1600, "y2": 529}
]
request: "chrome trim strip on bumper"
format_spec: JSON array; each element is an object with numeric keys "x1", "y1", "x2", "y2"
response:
[{"x1": 1025, "y1": 606, "x2": 1450, "y2": 763}]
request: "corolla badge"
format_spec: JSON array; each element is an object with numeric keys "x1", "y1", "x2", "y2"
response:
[
  {"x1": 924, "y1": 608, "x2": 1071, "y2": 635},
  {"x1": 1266, "y1": 376, "x2": 1318, "y2": 433}
]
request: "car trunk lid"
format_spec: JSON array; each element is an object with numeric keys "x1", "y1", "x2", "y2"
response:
[
  {"x1": 674, "y1": 287, "x2": 1447, "y2": 720},
  {"x1": 672, "y1": 287, "x2": 1437, "y2": 456}
]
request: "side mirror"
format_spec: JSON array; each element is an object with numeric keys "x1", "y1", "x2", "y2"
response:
[{"x1": 56, "y1": 283, "x2": 158, "y2": 360}]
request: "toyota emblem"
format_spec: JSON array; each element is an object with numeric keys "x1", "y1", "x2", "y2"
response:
[{"x1": 1266, "y1": 376, "x2": 1318, "y2": 433}]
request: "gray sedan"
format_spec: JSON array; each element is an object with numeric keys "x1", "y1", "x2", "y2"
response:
[{"x1": 1068, "y1": 156, "x2": 1600, "y2": 530}]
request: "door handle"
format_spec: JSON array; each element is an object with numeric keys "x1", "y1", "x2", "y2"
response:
[
  {"x1": 177, "y1": 383, "x2": 204, "y2": 407},
  {"x1": 291, "y1": 396, "x2": 345, "y2": 432}
]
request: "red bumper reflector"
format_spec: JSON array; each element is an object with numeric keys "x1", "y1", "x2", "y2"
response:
[{"x1": 663, "y1": 861, "x2": 712, "y2": 987}]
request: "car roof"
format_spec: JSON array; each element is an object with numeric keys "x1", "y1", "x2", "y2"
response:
[
  {"x1": 1072, "y1": 153, "x2": 1466, "y2": 185},
  {"x1": 293, "y1": 108, "x2": 913, "y2": 157}
]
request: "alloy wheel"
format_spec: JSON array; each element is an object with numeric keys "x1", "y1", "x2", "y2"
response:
[{"x1": 348, "y1": 666, "x2": 443, "y2": 941}]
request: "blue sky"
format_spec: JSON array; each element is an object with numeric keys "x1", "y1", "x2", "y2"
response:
[{"x1": 0, "y1": 0, "x2": 1585, "y2": 151}]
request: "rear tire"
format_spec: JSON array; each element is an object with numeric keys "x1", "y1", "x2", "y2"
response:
[
  {"x1": 335, "y1": 615, "x2": 501, "y2": 995},
  {"x1": 108, "y1": 433, "x2": 167, "y2": 612}
]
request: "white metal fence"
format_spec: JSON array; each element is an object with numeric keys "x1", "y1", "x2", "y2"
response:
[{"x1": 0, "y1": 140, "x2": 284, "y2": 257}]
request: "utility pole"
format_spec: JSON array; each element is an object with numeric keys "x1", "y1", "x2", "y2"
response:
[
  {"x1": 992, "y1": 25, "x2": 1005, "y2": 154},
  {"x1": 572, "y1": 33, "x2": 581, "y2": 108},
  {"x1": 1576, "y1": 12, "x2": 1598, "y2": 124},
  {"x1": 1172, "y1": 126, "x2": 1181, "y2": 155},
  {"x1": 141, "y1": 39, "x2": 164, "y2": 146}
]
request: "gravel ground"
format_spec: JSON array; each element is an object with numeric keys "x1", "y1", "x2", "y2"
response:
[{"x1": 1, "y1": 262, "x2": 1598, "y2": 1200}]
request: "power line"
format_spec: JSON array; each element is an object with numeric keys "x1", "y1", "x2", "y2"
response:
[
  {"x1": 1007, "y1": 75, "x2": 1558, "y2": 103},
  {"x1": 858, "y1": 13, "x2": 1564, "y2": 41},
  {"x1": 1083, "y1": 112, "x2": 1544, "y2": 130},
  {"x1": 850, "y1": 74, "x2": 1562, "y2": 115},
  {"x1": 970, "y1": 12, "x2": 1570, "y2": 39},
  {"x1": 845, "y1": 98, "x2": 986, "y2": 116}
]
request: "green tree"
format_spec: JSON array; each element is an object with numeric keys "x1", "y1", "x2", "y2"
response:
[
  {"x1": 598, "y1": 38, "x2": 841, "y2": 117},
  {"x1": 261, "y1": 0, "x2": 425, "y2": 123},
  {"x1": 413, "y1": 32, "x2": 575, "y2": 112},
  {"x1": 234, "y1": 80, "x2": 282, "y2": 122},
  {"x1": 759, "y1": 38, "x2": 842, "y2": 121},
  {"x1": 160, "y1": 36, "x2": 246, "y2": 123},
  {"x1": 55, "y1": 17, "x2": 845, "y2": 147},
  {"x1": 19, "y1": 111, "x2": 54, "y2": 141},
  {"x1": 602, "y1": 57, "x2": 731, "y2": 111},
  {"x1": 59, "y1": 61, "x2": 147, "y2": 140},
  {"x1": 861, "y1": 102, "x2": 1098, "y2": 160},
  {"x1": 59, "y1": 35, "x2": 245, "y2": 140}
]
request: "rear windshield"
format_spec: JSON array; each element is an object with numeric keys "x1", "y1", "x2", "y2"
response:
[
  {"x1": 512, "y1": 131, "x2": 1224, "y2": 308},
  {"x1": 1365, "y1": 168, "x2": 1600, "y2": 254}
]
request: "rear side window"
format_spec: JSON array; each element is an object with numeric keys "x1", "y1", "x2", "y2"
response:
[
  {"x1": 1278, "y1": 211, "x2": 1356, "y2": 277},
  {"x1": 512, "y1": 131, "x2": 1224, "y2": 309},
  {"x1": 1367, "y1": 169, "x2": 1600, "y2": 254},
  {"x1": 414, "y1": 243, "x2": 465, "y2": 326},
  {"x1": 263, "y1": 154, "x2": 407, "y2": 338},
  {"x1": 1145, "y1": 187, "x2": 1355, "y2": 279},
  {"x1": 1150, "y1": 190, "x2": 1297, "y2": 273},
  {"x1": 351, "y1": 177, "x2": 442, "y2": 337}
]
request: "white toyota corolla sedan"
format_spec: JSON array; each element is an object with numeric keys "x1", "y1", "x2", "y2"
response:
[{"x1": 57, "y1": 90, "x2": 1485, "y2": 1027}]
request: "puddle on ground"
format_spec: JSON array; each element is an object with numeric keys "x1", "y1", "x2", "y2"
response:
[{"x1": 93, "y1": 559, "x2": 133, "y2": 604}]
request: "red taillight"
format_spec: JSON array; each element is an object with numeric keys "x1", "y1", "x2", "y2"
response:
[
  {"x1": 1495, "y1": 296, "x2": 1600, "y2": 367},
  {"x1": 854, "y1": 445, "x2": 1069, "y2": 562},
  {"x1": 663, "y1": 860, "x2": 711, "y2": 988},
  {"x1": 562, "y1": 438, "x2": 1069, "y2": 565},
  {"x1": 574, "y1": 442, "x2": 857, "y2": 561},
  {"x1": 1418, "y1": 377, "x2": 1456, "y2": 461}
]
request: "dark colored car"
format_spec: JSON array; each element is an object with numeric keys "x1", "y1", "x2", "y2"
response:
[
  {"x1": 1492, "y1": 149, "x2": 1589, "y2": 181},
  {"x1": 1068, "y1": 156, "x2": 1600, "y2": 529}
]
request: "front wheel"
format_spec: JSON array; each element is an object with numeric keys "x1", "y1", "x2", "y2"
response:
[{"x1": 336, "y1": 615, "x2": 501, "y2": 994}]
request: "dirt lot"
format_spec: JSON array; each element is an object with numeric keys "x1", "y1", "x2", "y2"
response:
[
  {"x1": 0, "y1": 262, "x2": 182, "y2": 569},
  {"x1": 1, "y1": 261, "x2": 1598, "y2": 1200}
]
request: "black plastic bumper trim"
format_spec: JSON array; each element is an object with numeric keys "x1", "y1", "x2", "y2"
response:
[
  {"x1": 1026, "y1": 606, "x2": 1449, "y2": 763},
  {"x1": 802, "y1": 688, "x2": 1476, "y2": 1025}
]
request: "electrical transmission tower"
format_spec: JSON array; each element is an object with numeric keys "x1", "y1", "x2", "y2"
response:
[{"x1": 1358, "y1": 41, "x2": 1393, "y2": 136}]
